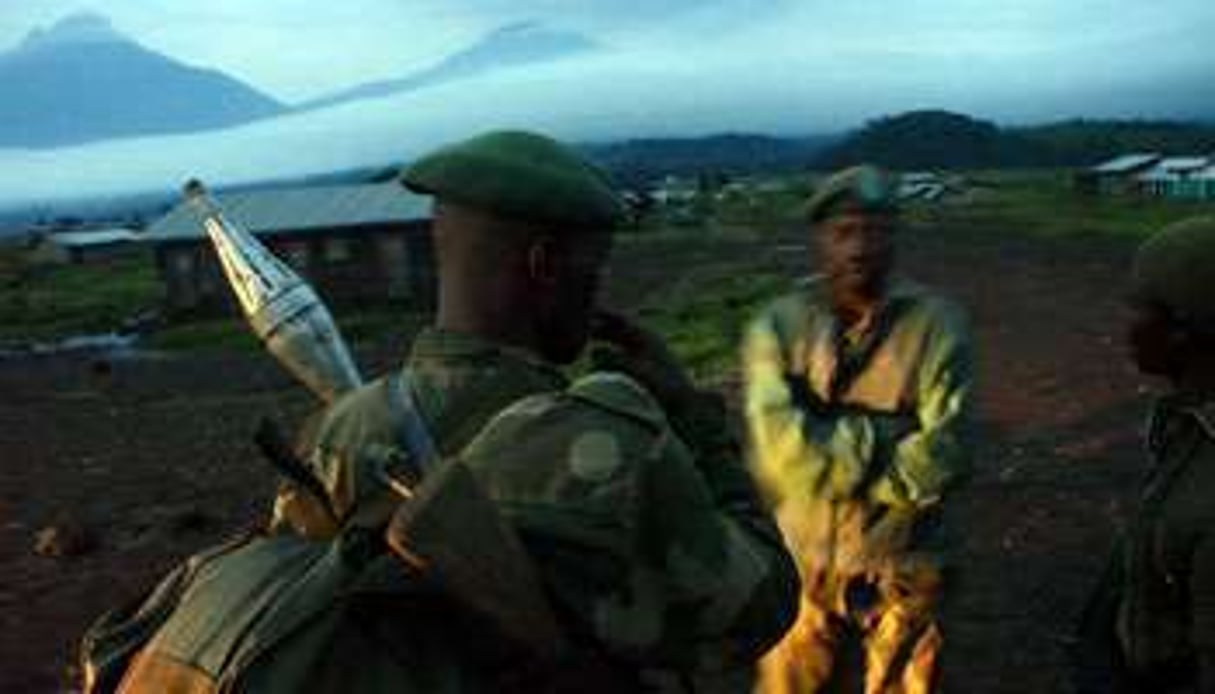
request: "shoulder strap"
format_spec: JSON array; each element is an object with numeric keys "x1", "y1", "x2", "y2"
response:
[{"x1": 384, "y1": 371, "x2": 442, "y2": 481}]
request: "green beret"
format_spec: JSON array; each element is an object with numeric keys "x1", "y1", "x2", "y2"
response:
[
  {"x1": 805, "y1": 164, "x2": 898, "y2": 223},
  {"x1": 1133, "y1": 215, "x2": 1215, "y2": 330},
  {"x1": 400, "y1": 130, "x2": 624, "y2": 229}
]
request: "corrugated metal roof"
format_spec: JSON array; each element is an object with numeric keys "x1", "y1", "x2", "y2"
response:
[
  {"x1": 1091, "y1": 153, "x2": 1159, "y2": 173},
  {"x1": 142, "y1": 183, "x2": 431, "y2": 242},
  {"x1": 50, "y1": 228, "x2": 139, "y2": 247},
  {"x1": 1138, "y1": 156, "x2": 1211, "y2": 181}
]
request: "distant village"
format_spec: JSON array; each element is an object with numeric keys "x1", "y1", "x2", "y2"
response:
[{"x1": 10, "y1": 150, "x2": 1214, "y2": 326}]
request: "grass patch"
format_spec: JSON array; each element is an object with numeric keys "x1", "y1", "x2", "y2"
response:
[
  {"x1": 638, "y1": 270, "x2": 791, "y2": 381},
  {"x1": 917, "y1": 169, "x2": 1215, "y2": 238},
  {"x1": 0, "y1": 249, "x2": 162, "y2": 342},
  {"x1": 146, "y1": 307, "x2": 430, "y2": 353},
  {"x1": 144, "y1": 319, "x2": 259, "y2": 352}
]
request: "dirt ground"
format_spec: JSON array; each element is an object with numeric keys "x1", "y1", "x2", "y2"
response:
[{"x1": 0, "y1": 225, "x2": 1155, "y2": 693}]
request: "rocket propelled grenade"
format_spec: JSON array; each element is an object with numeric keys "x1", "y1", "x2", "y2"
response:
[{"x1": 183, "y1": 179, "x2": 362, "y2": 402}]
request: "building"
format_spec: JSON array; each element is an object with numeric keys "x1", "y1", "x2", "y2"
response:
[
  {"x1": 1137, "y1": 156, "x2": 1211, "y2": 198},
  {"x1": 1075, "y1": 153, "x2": 1161, "y2": 195},
  {"x1": 143, "y1": 183, "x2": 433, "y2": 315},
  {"x1": 30, "y1": 227, "x2": 142, "y2": 265},
  {"x1": 898, "y1": 171, "x2": 947, "y2": 201},
  {"x1": 1193, "y1": 164, "x2": 1215, "y2": 200}
]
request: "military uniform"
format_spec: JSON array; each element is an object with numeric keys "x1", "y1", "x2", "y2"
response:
[
  {"x1": 90, "y1": 131, "x2": 799, "y2": 693},
  {"x1": 1075, "y1": 217, "x2": 1215, "y2": 694},
  {"x1": 744, "y1": 277, "x2": 974, "y2": 694},
  {"x1": 745, "y1": 167, "x2": 974, "y2": 694}
]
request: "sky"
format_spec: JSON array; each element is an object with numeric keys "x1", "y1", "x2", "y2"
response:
[{"x1": 0, "y1": 0, "x2": 1212, "y2": 209}]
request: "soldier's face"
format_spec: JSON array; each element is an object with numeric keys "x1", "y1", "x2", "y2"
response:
[
  {"x1": 815, "y1": 209, "x2": 896, "y2": 304},
  {"x1": 536, "y1": 230, "x2": 613, "y2": 363},
  {"x1": 1126, "y1": 297, "x2": 1181, "y2": 377}
]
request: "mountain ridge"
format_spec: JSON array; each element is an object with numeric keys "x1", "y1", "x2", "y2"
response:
[
  {"x1": 295, "y1": 21, "x2": 600, "y2": 111},
  {"x1": 0, "y1": 12, "x2": 285, "y2": 149}
]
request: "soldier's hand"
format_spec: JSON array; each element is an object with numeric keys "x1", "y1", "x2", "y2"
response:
[{"x1": 588, "y1": 309, "x2": 697, "y2": 412}]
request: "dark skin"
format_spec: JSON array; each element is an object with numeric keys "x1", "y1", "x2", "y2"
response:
[
  {"x1": 1126, "y1": 296, "x2": 1215, "y2": 394},
  {"x1": 433, "y1": 199, "x2": 676, "y2": 382},
  {"x1": 432, "y1": 199, "x2": 614, "y2": 365},
  {"x1": 814, "y1": 207, "x2": 897, "y2": 328}
]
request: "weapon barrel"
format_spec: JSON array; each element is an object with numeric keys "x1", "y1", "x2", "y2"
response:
[{"x1": 183, "y1": 179, "x2": 362, "y2": 402}]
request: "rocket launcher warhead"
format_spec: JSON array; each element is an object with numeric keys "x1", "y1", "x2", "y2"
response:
[{"x1": 183, "y1": 179, "x2": 363, "y2": 403}]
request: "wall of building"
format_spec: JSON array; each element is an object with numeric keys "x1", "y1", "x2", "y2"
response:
[{"x1": 156, "y1": 222, "x2": 434, "y2": 317}]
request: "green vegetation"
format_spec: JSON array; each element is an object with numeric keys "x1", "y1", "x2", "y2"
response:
[
  {"x1": 146, "y1": 307, "x2": 429, "y2": 353},
  {"x1": 916, "y1": 170, "x2": 1215, "y2": 238},
  {"x1": 144, "y1": 318, "x2": 258, "y2": 352},
  {"x1": 1019, "y1": 119, "x2": 1215, "y2": 165},
  {"x1": 0, "y1": 249, "x2": 161, "y2": 342},
  {"x1": 637, "y1": 270, "x2": 789, "y2": 381},
  {"x1": 823, "y1": 110, "x2": 1215, "y2": 170}
]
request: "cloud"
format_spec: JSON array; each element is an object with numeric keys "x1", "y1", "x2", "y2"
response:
[{"x1": 0, "y1": 0, "x2": 1213, "y2": 209}]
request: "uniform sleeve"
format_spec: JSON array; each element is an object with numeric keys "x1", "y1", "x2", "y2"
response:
[
  {"x1": 742, "y1": 308, "x2": 882, "y2": 502},
  {"x1": 869, "y1": 302, "x2": 976, "y2": 508},
  {"x1": 659, "y1": 387, "x2": 802, "y2": 663}
]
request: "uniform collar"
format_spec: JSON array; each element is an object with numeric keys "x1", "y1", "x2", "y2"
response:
[
  {"x1": 407, "y1": 327, "x2": 566, "y2": 387},
  {"x1": 803, "y1": 274, "x2": 921, "y2": 343}
]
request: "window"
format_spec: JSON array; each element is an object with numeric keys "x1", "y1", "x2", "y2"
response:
[{"x1": 324, "y1": 238, "x2": 352, "y2": 263}]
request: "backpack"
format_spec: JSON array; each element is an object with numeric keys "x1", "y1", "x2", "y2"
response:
[{"x1": 79, "y1": 371, "x2": 562, "y2": 693}]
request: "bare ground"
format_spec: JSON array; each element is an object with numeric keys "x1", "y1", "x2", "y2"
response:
[{"x1": 0, "y1": 226, "x2": 1154, "y2": 693}]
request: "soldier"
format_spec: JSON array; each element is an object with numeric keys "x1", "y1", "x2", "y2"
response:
[
  {"x1": 742, "y1": 165, "x2": 975, "y2": 693},
  {"x1": 90, "y1": 130, "x2": 799, "y2": 693},
  {"x1": 1075, "y1": 216, "x2": 1215, "y2": 694}
]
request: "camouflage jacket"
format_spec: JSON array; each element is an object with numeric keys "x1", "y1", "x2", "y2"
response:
[
  {"x1": 1114, "y1": 395, "x2": 1215, "y2": 691},
  {"x1": 107, "y1": 328, "x2": 798, "y2": 693},
  {"x1": 742, "y1": 278, "x2": 974, "y2": 598}
]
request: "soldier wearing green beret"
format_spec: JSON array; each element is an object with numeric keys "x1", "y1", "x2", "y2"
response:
[
  {"x1": 743, "y1": 164, "x2": 976, "y2": 693},
  {"x1": 93, "y1": 130, "x2": 799, "y2": 693},
  {"x1": 1075, "y1": 217, "x2": 1215, "y2": 694}
]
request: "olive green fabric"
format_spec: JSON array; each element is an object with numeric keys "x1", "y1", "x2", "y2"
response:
[
  {"x1": 805, "y1": 164, "x2": 899, "y2": 223},
  {"x1": 113, "y1": 529, "x2": 501, "y2": 694},
  {"x1": 1132, "y1": 216, "x2": 1215, "y2": 331},
  {"x1": 81, "y1": 535, "x2": 255, "y2": 694},
  {"x1": 742, "y1": 277, "x2": 975, "y2": 693},
  {"x1": 400, "y1": 130, "x2": 624, "y2": 229},
  {"x1": 458, "y1": 371, "x2": 799, "y2": 674},
  {"x1": 1080, "y1": 395, "x2": 1215, "y2": 692},
  {"x1": 276, "y1": 328, "x2": 568, "y2": 537},
  {"x1": 110, "y1": 328, "x2": 799, "y2": 693}
]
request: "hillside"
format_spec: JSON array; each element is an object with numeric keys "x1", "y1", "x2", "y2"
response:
[
  {"x1": 586, "y1": 134, "x2": 837, "y2": 185},
  {"x1": 822, "y1": 110, "x2": 1215, "y2": 170}
]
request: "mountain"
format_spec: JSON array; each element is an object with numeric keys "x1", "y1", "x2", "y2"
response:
[
  {"x1": 820, "y1": 110, "x2": 1046, "y2": 170},
  {"x1": 586, "y1": 134, "x2": 838, "y2": 186},
  {"x1": 298, "y1": 21, "x2": 599, "y2": 111},
  {"x1": 1015, "y1": 119, "x2": 1215, "y2": 166},
  {"x1": 819, "y1": 110, "x2": 1215, "y2": 170},
  {"x1": 0, "y1": 12, "x2": 285, "y2": 149}
]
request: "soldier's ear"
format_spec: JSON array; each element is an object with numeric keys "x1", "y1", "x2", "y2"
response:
[{"x1": 526, "y1": 237, "x2": 559, "y2": 285}]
